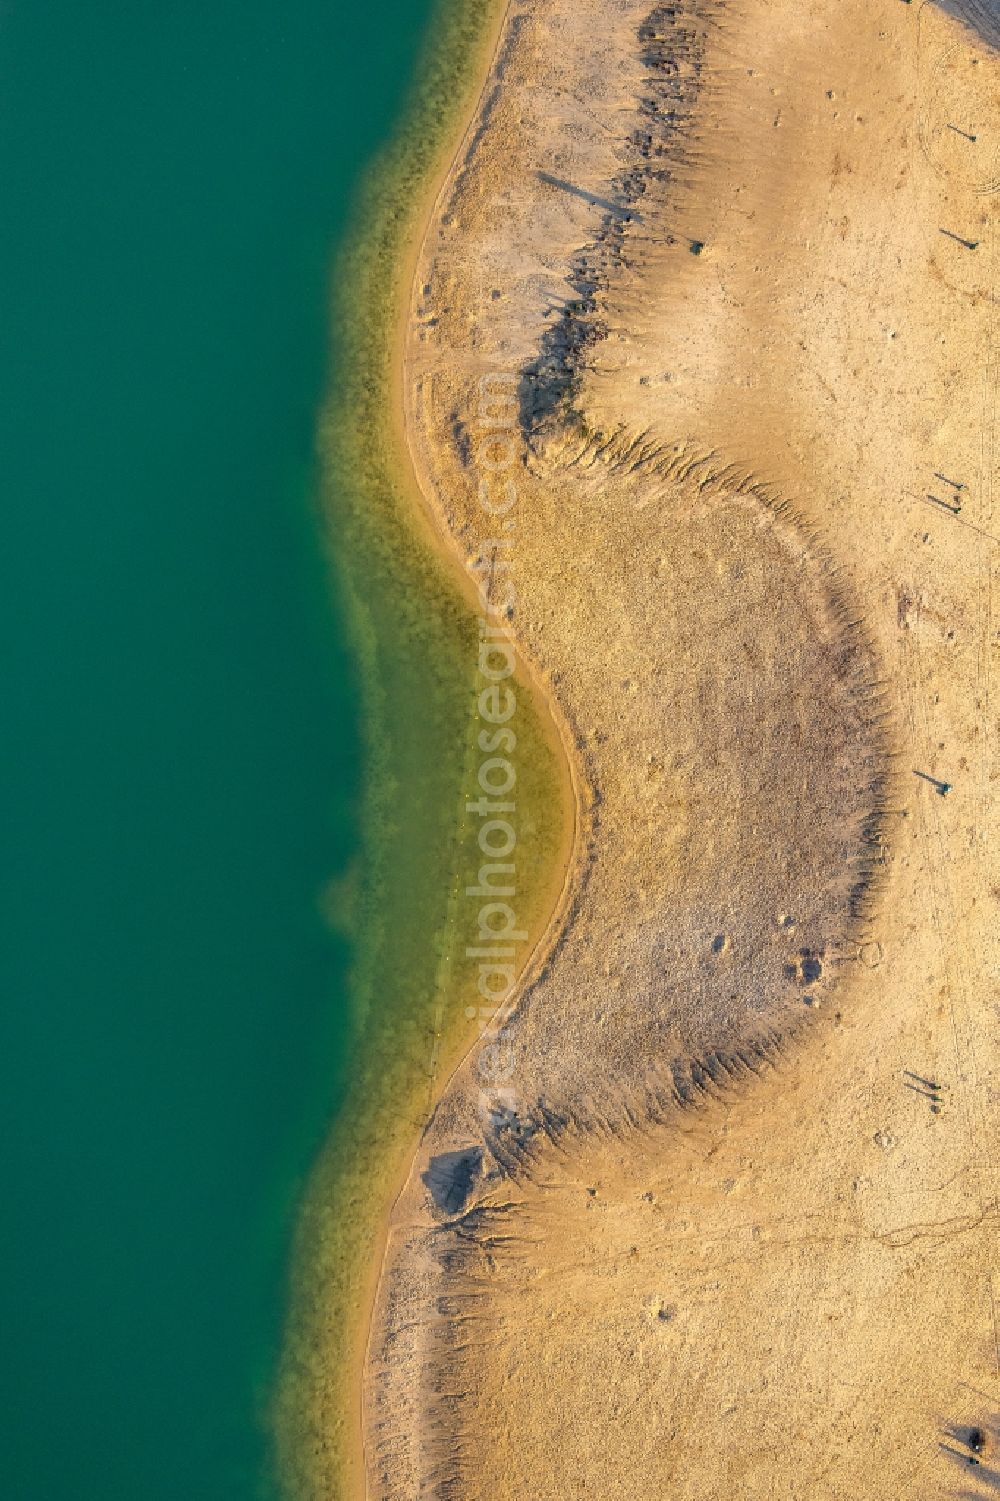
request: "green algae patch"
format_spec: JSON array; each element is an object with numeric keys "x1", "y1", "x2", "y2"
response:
[{"x1": 272, "y1": 3, "x2": 570, "y2": 1497}]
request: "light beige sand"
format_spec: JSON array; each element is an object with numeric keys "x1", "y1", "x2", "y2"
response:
[{"x1": 361, "y1": 0, "x2": 999, "y2": 1495}]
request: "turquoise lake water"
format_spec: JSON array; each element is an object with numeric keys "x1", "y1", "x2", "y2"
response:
[{"x1": 0, "y1": 3, "x2": 439, "y2": 1495}]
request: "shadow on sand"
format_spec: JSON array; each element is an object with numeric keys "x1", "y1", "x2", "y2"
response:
[
  {"x1": 930, "y1": 0, "x2": 1000, "y2": 51},
  {"x1": 422, "y1": 1147, "x2": 483, "y2": 1214},
  {"x1": 537, "y1": 171, "x2": 641, "y2": 223},
  {"x1": 942, "y1": 1412, "x2": 1000, "y2": 1497}
]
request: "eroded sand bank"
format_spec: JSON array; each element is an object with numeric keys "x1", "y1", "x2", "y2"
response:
[{"x1": 364, "y1": 1, "x2": 998, "y2": 1495}]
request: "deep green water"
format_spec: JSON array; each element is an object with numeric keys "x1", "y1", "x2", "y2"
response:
[{"x1": 0, "y1": 4, "x2": 447, "y2": 1497}]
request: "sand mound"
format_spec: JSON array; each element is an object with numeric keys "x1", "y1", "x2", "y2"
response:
[{"x1": 463, "y1": 447, "x2": 892, "y2": 1112}]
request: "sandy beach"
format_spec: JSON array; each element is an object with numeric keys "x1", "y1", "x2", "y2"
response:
[
  {"x1": 272, "y1": 6, "x2": 583, "y2": 1497},
  {"x1": 357, "y1": 0, "x2": 998, "y2": 1495}
]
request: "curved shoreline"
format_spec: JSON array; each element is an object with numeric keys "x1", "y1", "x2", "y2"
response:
[
  {"x1": 273, "y1": 2, "x2": 578, "y2": 1496},
  {"x1": 363, "y1": 0, "x2": 591, "y2": 1481}
]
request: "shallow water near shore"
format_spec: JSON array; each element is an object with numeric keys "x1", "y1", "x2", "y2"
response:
[
  {"x1": 0, "y1": 1, "x2": 567, "y2": 1497},
  {"x1": 273, "y1": 2, "x2": 572, "y2": 1494}
]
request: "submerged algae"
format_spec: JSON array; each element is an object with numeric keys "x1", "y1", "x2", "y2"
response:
[{"x1": 274, "y1": 1, "x2": 569, "y2": 1496}]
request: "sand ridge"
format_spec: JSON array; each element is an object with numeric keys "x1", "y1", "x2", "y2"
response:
[{"x1": 360, "y1": 0, "x2": 999, "y2": 1495}]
